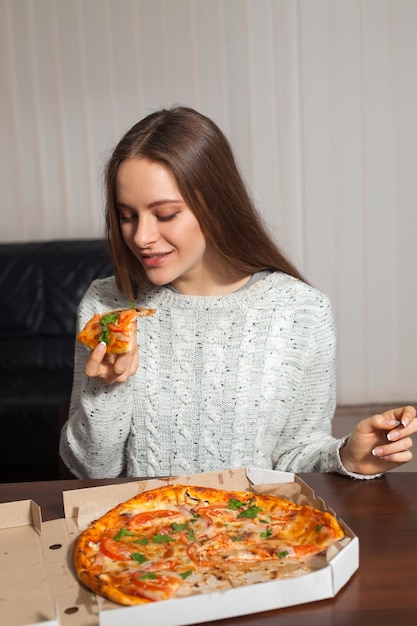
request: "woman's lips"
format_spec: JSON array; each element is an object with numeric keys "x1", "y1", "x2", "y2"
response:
[{"x1": 141, "y1": 252, "x2": 172, "y2": 268}]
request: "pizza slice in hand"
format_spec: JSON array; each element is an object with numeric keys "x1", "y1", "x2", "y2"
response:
[{"x1": 77, "y1": 307, "x2": 156, "y2": 354}]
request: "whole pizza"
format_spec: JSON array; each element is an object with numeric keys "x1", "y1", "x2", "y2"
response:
[{"x1": 73, "y1": 484, "x2": 345, "y2": 606}]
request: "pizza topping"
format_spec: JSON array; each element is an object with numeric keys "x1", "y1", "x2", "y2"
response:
[
  {"x1": 152, "y1": 534, "x2": 176, "y2": 544},
  {"x1": 131, "y1": 571, "x2": 183, "y2": 602},
  {"x1": 171, "y1": 522, "x2": 189, "y2": 532},
  {"x1": 228, "y1": 498, "x2": 245, "y2": 510},
  {"x1": 237, "y1": 504, "x2": 263, "y2": 519},
  {"x1": 131, "y1": 552, "x2": 147, "y2": 563},
  {"x1": 100, "y1": 538, "x2": 137, "y2": 561},
  {"x1": 99, "y1": 312, "x2": 119, "y2": 344},
  {"x1": 140, "y1": 559, "x2": 180, "y2": 572},
  {"x1": 114, "y1": 527, "x2": 136, "y2": 540},
  {"x1": 127, "y1": 509, "x2": 183, "y2": 530}
]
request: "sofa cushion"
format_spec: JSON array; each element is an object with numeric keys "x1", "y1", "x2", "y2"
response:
[
  {"x1": 0, "y1": 239, "x2": 113, "y2": 369},
  {"x1": 0, "y1": 239, "x2": 113, "y2": 481}
]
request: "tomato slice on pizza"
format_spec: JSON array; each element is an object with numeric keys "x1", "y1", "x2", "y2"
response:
[
  {"x1": 76, "y1": 307, "x2": 156, "y2": 354},
  {"x1": 73, "y1": 484, "x2": 345, "y2": 606}
]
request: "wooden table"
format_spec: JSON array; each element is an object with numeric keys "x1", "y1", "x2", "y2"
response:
[{"x1": 1, "y1": 472, "x2": 417, "y2": 625}]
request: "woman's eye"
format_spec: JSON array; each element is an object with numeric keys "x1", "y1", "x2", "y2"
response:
[
  {"x1": 157, "y1": 213, "x2": 177, "y2": 222},
  {"x1": 119, "y1": 214, "x2": 137, "y2": 224}
]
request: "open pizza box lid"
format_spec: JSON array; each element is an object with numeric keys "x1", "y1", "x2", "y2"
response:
[{"x1": 0, "y1": 468, "x2": 359, "y2": 626}]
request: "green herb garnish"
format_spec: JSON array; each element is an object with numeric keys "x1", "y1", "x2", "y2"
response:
[
  {"x1": 99, "y1": 312, "x2": 119, "y2": 344},
  {"x1": 139, "y1": 572, "x2": 158, "y2": 580},
  {"x1": 180, "y1": 570, "x2": 193, "y2": 579},
  {"x1": 260, "y1": 527, "x2": 273, "y2": 539},
  {"x1": 228, "y1": 498, "x2": 245, "y2": 510},
  {"x1": 152, "y1": 534, "x2": 176, "y2": 544},
  {"x1": 133, "y1": 537, "x2": 149, "y2": 545},
  {"x1": 131, "y1": 552, "x2": 147, "y2": 563},
  {"x1": 237, "y1": 505, "x2": 263, "y2": 519},
  {"x1": 114, "y1": 528, "x2": 136, "y2": 541},
  {"x1": 277, "y1": 550, "x2": 289, "y2": 559},
  {"x1": 171, "y1": 522, "x2": 189, "y2": 532}
]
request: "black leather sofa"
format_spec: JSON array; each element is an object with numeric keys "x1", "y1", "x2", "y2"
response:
[{"x1": 0, "y1": 239, "x2": 113, "y2": 482}]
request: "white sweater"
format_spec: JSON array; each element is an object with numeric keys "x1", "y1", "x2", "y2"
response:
[{"x1": 60, "y1": 272, "x2": 359, "y2": 479}]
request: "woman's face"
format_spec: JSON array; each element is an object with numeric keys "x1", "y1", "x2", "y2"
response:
[{"x1": 116, "y1": 157, "x2": 211, "y2": 294}]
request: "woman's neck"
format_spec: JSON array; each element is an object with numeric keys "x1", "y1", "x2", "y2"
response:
[{"x1": 170, "y1": 272, "x2": 253, "y2": 296}]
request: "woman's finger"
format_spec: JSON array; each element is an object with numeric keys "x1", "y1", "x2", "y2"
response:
[
  {"x1": 372, "y1": 436, "x2": 414, "y2": 458},
  {"x1": 85, "y1": 342, "x2": 107, "y2": 377}
]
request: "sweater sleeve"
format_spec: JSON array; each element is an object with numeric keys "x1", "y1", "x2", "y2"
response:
[
  {"x1": 59, "y1": 279, "x2": 134, "y2": 478},
  {"x1": 270, "y1": 292, "x2": 378, "y2": 479}
]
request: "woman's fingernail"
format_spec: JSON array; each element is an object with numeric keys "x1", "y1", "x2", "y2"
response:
[
  {"x1": 387, "y1": 431, "x2": 400, "y2": 441},
  {"x1": 386, "y1": 420, "x2": 401, "y2": 427},
  {"x1": 372, "y1": 447, "x2": 384, "y2": 456}
]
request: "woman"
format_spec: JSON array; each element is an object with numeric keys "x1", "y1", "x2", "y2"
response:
[{"x1": 60, "y1": 106, "x2": 416, "y2": 479}]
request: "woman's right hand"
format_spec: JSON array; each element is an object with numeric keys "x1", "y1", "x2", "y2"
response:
[{"x1": 84, "y1": 335, "x2": 139, "y2": 384}]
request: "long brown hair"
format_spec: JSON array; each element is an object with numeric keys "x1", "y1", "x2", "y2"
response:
[{"x1": 105, "y1": 106, "x2": 305, "y2": 300}]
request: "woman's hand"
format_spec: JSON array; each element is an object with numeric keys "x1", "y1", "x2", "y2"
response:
[
  {"x1": 339, "y1": 405, "x2": 417, "y2": 474},
  {"x1": 84, "y1": 329, "x2": 139, "y2": 384}
]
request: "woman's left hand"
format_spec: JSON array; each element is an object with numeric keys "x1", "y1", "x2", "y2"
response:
[{"x1": 339, "y1": 405, "x2": 417, "y2": 474}]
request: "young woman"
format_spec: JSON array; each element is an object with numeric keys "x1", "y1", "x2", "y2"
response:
[{"x1": 60, "y1": 106, "x2": 416, "y2": 479}]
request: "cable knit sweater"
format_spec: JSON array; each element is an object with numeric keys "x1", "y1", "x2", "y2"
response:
[{"x1": 60, "y1": 272, "x2": 357, "y2": 479}]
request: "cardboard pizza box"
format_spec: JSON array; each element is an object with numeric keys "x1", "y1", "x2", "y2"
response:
[{"x1": 0, "y1": 468, "x2": 359, "y2": 626}]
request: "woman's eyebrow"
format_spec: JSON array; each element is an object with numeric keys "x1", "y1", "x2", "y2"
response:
[
  {"x1": 148, "y1": 199, "x2": 185, "y2": 208},
  {"x1": 117, "y1": 199, "x2": 184, "y2": 210}
]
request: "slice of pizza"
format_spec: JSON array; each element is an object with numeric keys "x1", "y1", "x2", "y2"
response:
[{"x1": 76, "y1": 307, "x2": 156, "y2": 354}]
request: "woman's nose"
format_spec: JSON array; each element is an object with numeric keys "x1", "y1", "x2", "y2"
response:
[{"x1": 134, "y1": 217, "x2": 158, "y2": 248}]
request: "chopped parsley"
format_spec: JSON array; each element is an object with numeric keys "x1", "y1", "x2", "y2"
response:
[
  {"x1": 152, "y1": 534, "x2": 176, "y2": 544},
  {"x1": 228, "y1": 498, "x2": 263, "y2": 519},
  {"x1": 99, "y1": 312, "x2": 119, "y2": 344},
  {"x1": 316, "y1": 524, "x2": 323, "y2": 532},
  {"x1": 133, "y1": 537, "x2": 149, "y2": 545},
  {"x1": 277, "y1": 550, "x2": 289, "y2": 559},
  {"x1": 260, "y1": 527, "x2": 273, "y2": 539},
  {"x1": 228, "y1": 498, "x2": 245, "y2": 510},
  {"x1": 139, "y1": 572, "x2": 158, "y2": 580},
  {"x1": 131, "y1": 552, "x2": 147, "y2": 563},
  {"x1": 180, "y1": 570, "x2": 193, "y2": 579},
  {"x1": 114, "y1": 528, "x2": 136, "y2": 541},
  {"x1": 171, "y1": 522, "x2": 189, "y2": 532},
  {"x1": 237, "y1": 505, "x2": 263, "y2": 519}
]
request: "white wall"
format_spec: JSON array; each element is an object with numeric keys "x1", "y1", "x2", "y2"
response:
[{"x1": 1, "y1": 0, "x2": 416, "y2": 404}]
